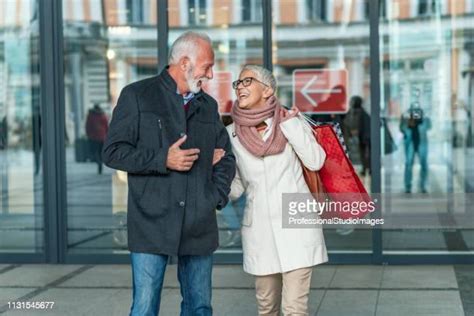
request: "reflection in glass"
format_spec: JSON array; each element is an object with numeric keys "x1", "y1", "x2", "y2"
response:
[
  {"x1": 63, "y1": 0, "x2": 158, "y2": 253},
  {"x1": 273, "y1": 0, "x2": 372, "y2": 251},
  {"x1": 0, "y1": 1, "x2": 43, "y2": 253},
  {"x1": 380, "y1": 0, "x2": 474, "y2": 252}
]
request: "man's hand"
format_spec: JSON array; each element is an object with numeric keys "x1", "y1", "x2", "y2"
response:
[
  {"x1": 212, "y1": 149, "x2": 225, "y2": 166},
  {"x1": 166, "y1": 135, "x2": 200, "y2": 171}
]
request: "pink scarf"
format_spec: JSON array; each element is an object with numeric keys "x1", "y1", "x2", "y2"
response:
[{"x1": 231, "y1": 96, "x2": 298, "y2": 157}]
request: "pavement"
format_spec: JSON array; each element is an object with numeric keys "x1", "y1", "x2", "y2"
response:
[{"x1": 0, "y1": 263, "x2": 472, "y2": 315}]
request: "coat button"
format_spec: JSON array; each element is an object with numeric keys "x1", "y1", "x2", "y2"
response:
[{"x1": 179, "y1": 201, "x2": 185, "y2": 207}]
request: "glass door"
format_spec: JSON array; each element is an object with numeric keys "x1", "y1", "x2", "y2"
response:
[
  {"x1": 0, "y1": 0, "x2": 44, "y2": 255},
  {"x1": 379, "y1": 0, "x2": 474, "y2": 254}
]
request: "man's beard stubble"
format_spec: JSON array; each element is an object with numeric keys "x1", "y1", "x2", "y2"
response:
[{"x1": 185, "y1": 64, "x2": 209, "y2": 94}]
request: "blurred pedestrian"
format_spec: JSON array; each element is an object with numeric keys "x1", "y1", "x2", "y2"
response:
[
  {"x1": 85, "y1": 104, "x2": 108, "y2": 174},
  {"x1": 343, "y1": 96, "x2": 371, "y2": 175}
]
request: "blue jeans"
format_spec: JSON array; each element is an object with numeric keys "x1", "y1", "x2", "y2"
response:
[
  {"x1": 403, "y1": 140, "x2": 428, "y2": 192},
  {"x1": 130, "y1": 252, "x2": 213, "y2": 316}
]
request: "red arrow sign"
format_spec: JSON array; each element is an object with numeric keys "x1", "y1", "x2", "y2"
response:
[{"x1": 293, "y1": 69, "x2": 348, "y2": 113}]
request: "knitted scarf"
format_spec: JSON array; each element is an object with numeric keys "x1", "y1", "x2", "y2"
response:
[{"x1": 231, "y1": 95, "x2": 297, "y2": 157}]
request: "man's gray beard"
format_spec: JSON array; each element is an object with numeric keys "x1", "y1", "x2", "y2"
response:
[
  {"x1": 186, "y1": 66, "x2": 201, "y2": 94},
  {"x1": 185, "y1": 66, "x2": 209, "y2": 94}
]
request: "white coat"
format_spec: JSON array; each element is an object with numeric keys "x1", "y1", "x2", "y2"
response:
[{"x1": 226, "y1": 114, "x2": 329, "y2": 276}]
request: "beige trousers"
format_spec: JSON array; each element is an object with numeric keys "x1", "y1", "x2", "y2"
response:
[{"x1": 254, "y1": 267, "x2": 313, "y2": 316}]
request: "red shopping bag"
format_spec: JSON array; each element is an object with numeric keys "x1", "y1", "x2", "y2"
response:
[{"x1": 303, "y1": 124, "x2": 373, "y2": 220}]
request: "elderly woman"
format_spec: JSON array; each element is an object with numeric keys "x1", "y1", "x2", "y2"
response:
[{"x1": 225, "y1": 65, "x2": 328, "y2": 316}]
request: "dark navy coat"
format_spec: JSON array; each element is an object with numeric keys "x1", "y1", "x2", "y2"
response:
[{"x1": 103, "y1": 68, "x2": 236, "y2": 256}]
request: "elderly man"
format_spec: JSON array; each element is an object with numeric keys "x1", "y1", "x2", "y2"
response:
[{"x1": 103, "y1": 31, "x2": 236, "y2": 316}]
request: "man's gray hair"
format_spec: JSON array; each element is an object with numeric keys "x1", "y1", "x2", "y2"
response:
[
  {"x1": 169, "y1": 31, "x2": 212, "y2": 64},
  {"x1": 241, "y1": 65, "x2": 277, "y2": 92}
]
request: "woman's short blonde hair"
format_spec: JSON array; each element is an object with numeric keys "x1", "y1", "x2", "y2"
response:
[{"x1": 241, "y1": 65, "x2": 277, "y2": 92}]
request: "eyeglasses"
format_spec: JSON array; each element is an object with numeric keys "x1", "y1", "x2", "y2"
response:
[{"x1": 232, "y1": 77, "x2": 269, "y2": 89}]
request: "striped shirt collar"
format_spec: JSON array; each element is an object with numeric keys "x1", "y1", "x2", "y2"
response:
[{"x1": 178, "y1": 90, "x2": 195, "y2": 105}]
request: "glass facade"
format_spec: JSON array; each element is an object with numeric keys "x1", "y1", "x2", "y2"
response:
[
  {"x1": 379, "y1": 0, "x2": 474, "y2": 253},
  {"x1": 0, "y1": 0, "x2": 472, "y2": 263},
  {"x1": 0, "y1": 0, "x2": 43, "y2": 253},
  {"x1": 273, "y1": 0, "x2": 372, "y2": 253},
  {"x1": 63, "y1": 0, "x2": 158, "y2": 254}
]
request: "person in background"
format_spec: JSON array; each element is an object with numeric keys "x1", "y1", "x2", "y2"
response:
[
  {"x1": 0, "y1": 116, "x2": 7, "y2": 150},
  {"x1": 343, "y1": 96, "x2": 371, "y2": 175},
  {"x1": 400, "y1": 103, "x2": 431, "y2": 193},
  {"x1": 86, "y1": 103, "x2": 109, "y2": 174}
]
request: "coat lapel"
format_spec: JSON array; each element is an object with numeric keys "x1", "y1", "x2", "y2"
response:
[{"x1": 186, "y1": 97, "x2": 201, "y2": 121}]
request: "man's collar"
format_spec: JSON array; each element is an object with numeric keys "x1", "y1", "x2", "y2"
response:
[
  {"x1": 160, "y1": 65, "x2": 203, "y2": 98},
  {"x1": 181, "y1": 91, "x2": 195, "y2": 103},
  {"x1": 159, "y1": 66, "x2": 178, "y2": 92}
]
